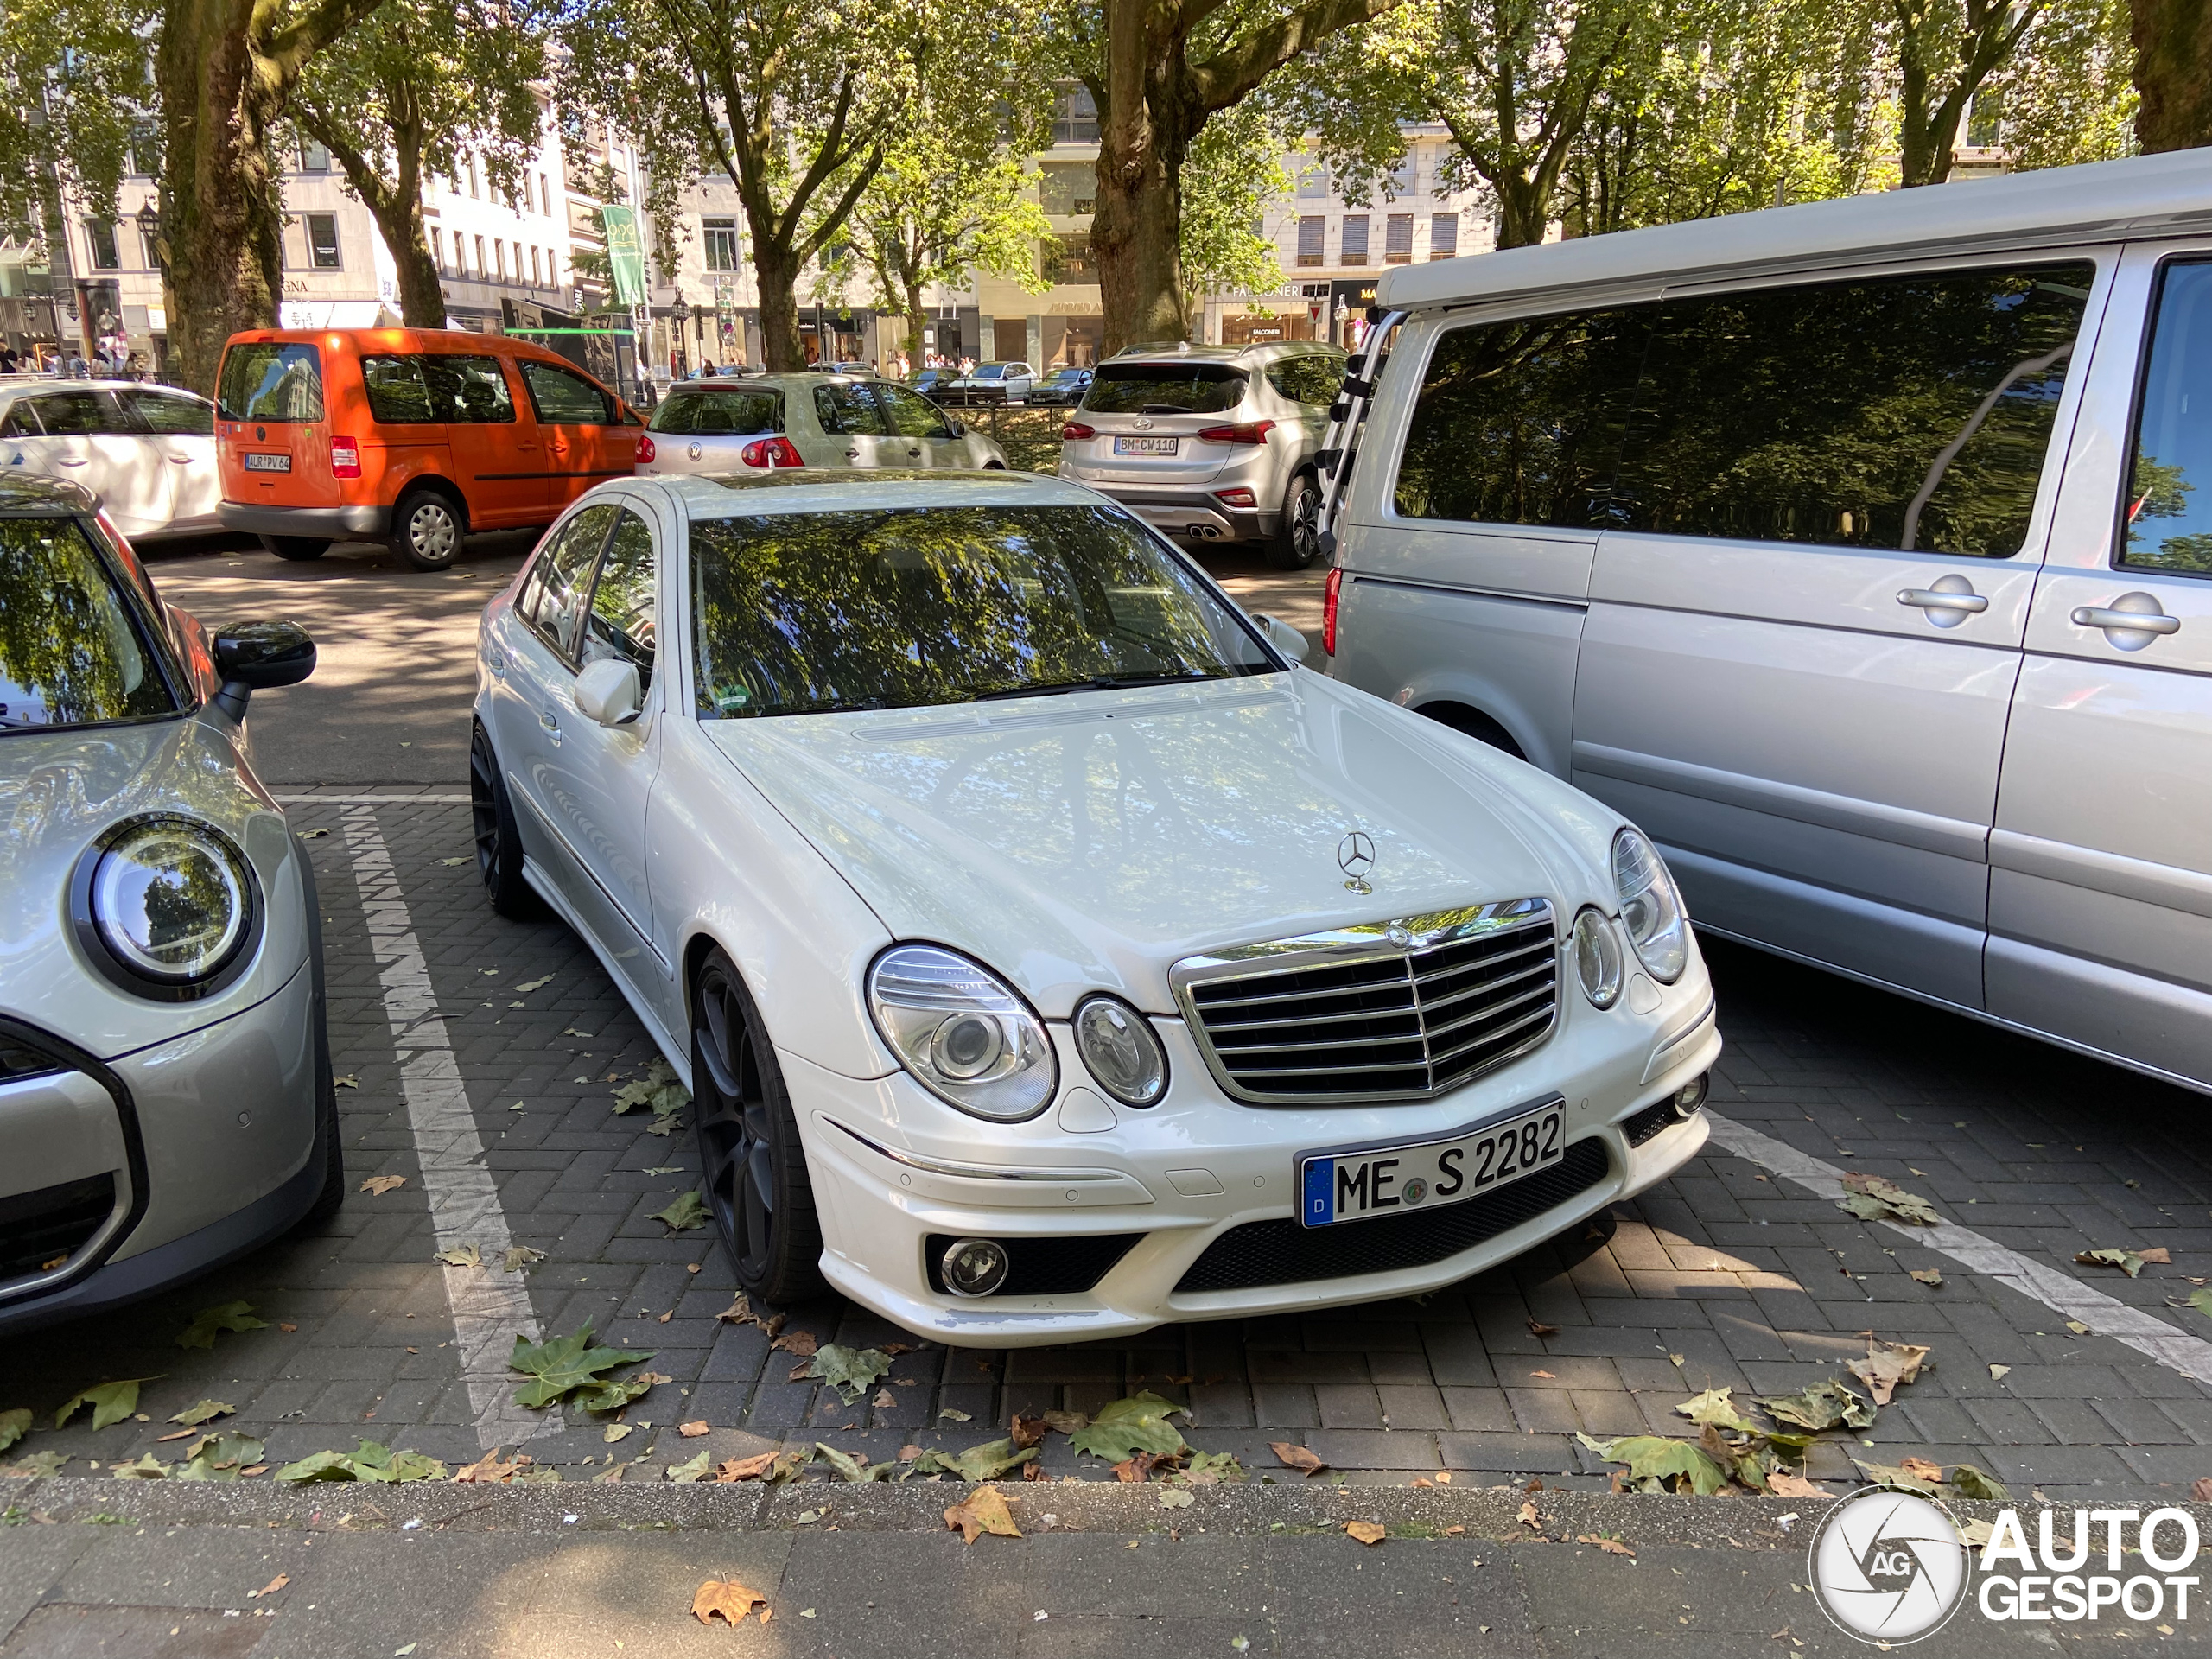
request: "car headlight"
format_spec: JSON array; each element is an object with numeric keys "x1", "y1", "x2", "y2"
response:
[
  {"x1": 1613, "y1": 828, "x2": 1688, "y2": 983},
  {"x1": 867, "y1": 944, "x2": 1057, "y2": 1122},
  {"x1": 1570, "y1": 906, "x2": 1624, "y2": 1009},
  {"x1": 89, "y1": 818, "x2": 252, "y2": 984},
  {"x1": 1072, "y1": 994, "x2": 1167, "y2": 1106}
]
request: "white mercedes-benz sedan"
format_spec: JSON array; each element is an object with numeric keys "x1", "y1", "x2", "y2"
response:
[{"x1": 470, "y1": 469, "x2": 1721, "y2": 1344}]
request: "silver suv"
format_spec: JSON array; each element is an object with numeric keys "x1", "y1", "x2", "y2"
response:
[{"x1": 1058, "y1": 341, "x2": 1345, "y2": 569}]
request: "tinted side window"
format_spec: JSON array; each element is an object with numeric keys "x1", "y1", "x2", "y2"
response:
[
  {"x1": 584, "y1": 509, "x2": 657, "y2": 689},
  {"x1": 28, "y1": 391, "x2": 111, "y2": 437},
  {"x1": 362, "y1": 355, "x2": 516, "y2": 425},
  {"x1": 1267, "y1": 356, "x2": 1344, "y2": 406},
  {"x1": 519, "y1": 503, "x2": 617, "y2": 661},
  {"x1": 874, "y1": 383, "x2": 952, "y2": 440},
  {"x1": 651, "y1": 389, "x2": 782, "y2": 435},
  {"x1": 813, "y1": 382, "x2": 885, "y2": 436},
  {"x1": 0, "y1": 516, "x2": 176, "y2": 728},
  {"x1": 1395, "y1": 262, "x2": 2093, "y2": 558},
  {"x1": 123, "y1": 390, "x2": 214, "y2": 435},
  {"x1": 2122, "y1": 260, "x2": 2212, "y2": 576},
  {"x1": 520, "y1": 360, "x2": 618, "y2": 425},
  {"x1": 0, "y1": 403, "x2": 41, "y2": 438}
]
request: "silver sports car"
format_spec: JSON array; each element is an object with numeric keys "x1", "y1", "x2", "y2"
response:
[{"x1": 0, "y1": 474, "x2": 334, "y2": 1334}]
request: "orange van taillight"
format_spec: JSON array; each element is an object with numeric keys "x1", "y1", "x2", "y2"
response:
[
  {"x1": 329, "y1": 436, "x2": 361, "y2": 479},
  {"x1": 635, "y1": 435, "x2": 657, "y2": 464},
  {"x1": 1062, "y1": 422, "x2": 1095, "y2": 441},
  {"x1": 1196, "y1": 420, "x2": 1275, "y2": 445},
  {"x1": 741, "y1": 436, "x2": 804, "y2": 469},
  {"x1": 1323, "y1": 566, "x2": 1342, "y2": 656}
]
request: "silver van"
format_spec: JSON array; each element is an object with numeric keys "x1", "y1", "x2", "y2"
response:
[{"x1": 1321, "y1": 151, "x2": 2212, "y2": 1093}]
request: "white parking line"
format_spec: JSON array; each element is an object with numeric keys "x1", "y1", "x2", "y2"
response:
[
  {"x1": 1704, "y1": 1109, "x2": 2212, "y2": 1386},
  {"x1": 338, "y1": 804, "x2": 549, "y2": 1449}
]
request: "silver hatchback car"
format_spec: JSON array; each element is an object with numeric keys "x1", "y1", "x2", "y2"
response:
[
  {"x1": 634, "y1": 373, "x2": 1008, "y2": 476},
  {"x1": 0, "y1": 474, "x2": 334, "y2": 1334},
  {"x1": 1058, "y1": 341, "x2": 1345, "y2": 569}
]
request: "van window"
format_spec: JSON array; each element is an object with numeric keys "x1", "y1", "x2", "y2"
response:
[
  {"x1": 360, "y1": 355, "x2": 516, "y2": 425},
  {"x1": 518, "y1": 359, "x2": 618, "y2": 425},
  {"x1": 2121, "y1": 260, "x2": 2212, "y2": 577},
  {"x1": 1083, "y1": 363, "x2": 1246, "y2": 416},
  {"x1": 1395, "y1": 261, "x2": 2093, "y2": 558},
  {"x1": 650, "y1": 388, "x2": 782, "y2": 436},
  {"x1": 218, "y1": 342, "x2": 324, "y2": 423}
]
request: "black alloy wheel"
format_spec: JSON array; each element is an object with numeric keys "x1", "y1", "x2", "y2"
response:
[
  {"x1": 469, "y1": 721, "x2": 538, "y2": 918},
  {"x1": 691, "y1": 948, "x2": 823, "y2": 1302},
  {"x1": 1268, "y1": 473, "x2": 1322, "y2": 570}
]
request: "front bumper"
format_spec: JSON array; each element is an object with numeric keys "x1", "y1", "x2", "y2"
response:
[
  {"x1": 219, "y1": 501, "x2": 390, "y2": 540},
  {"x1": 788, "y1": 988, "x2": 1721, "y2": 1345}
]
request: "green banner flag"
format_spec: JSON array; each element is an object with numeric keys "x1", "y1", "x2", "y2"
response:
[{"x1": 601, "y1": 205, "x2": 648, "y2": 306}]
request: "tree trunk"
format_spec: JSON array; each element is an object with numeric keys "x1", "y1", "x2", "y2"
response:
[
  {"x1": 1491, "y1": 176, "x2": 1552, "y2": 249},
  {"x1": 904, "y1": 276, "x2": 925, "y2": 368},
  {"x1": 2133, "y1": 0, "x2": 2212, "y2": 150},
  {"x1": 374, "y1": 196, "x2": 447, "y2": 327},
  {"x1": 1895, "y1": 28, "x2": 1950, "y2": 186},
  {"x1": 1094, "y1": 145, "x2": 1188, "y2": 352},
  {"x1": 296, "y1": 99, "x2": 446, "y2": 327},
  {"x1": 755, "y1": 245, "x2": 804, "y2": 371}
]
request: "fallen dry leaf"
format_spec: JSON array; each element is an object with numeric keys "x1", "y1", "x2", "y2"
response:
[
  {"x1": 898, "y1": 1445, "x2": 924, "y2": 1463},
  {"x1": 1041, "y1": 1409, "x2": 1088, "y2": 1434},
  {"x1": 1529, "y1": 1370, "x2": 1556, "y2": 1379},
  {"x1": 771, "y1": 1329, "x2": 818, "y2": 1357},
  {"x1": 678, "y1": 1421, "x2": 709, "y2": 1438},
  {"x1": 1908, "y1": 1268, "x2": 1943, "y2": 1287},
  {"x1": 1845, "y1": 1338, "x2": 1930, "y2": 1406},
  {"x1": 1898, "y1": 1455, "x2": 1943, "y2": 1482},
  {"x1": 871, "y1": 1389, "x2": 896, "y2": 1409},
  {"x1": 454, "y1": 1448, "x2": 530, "y2": 1484},
  {"x1": 1764, "y1": 1471, "x2": 1831, "y2": 1497},
  {"x1": 1413, "y1": 1477, "x2": 1433, "y2": 1488},
  {"x1": 1443, "y1": 1524, "x2": 1465, "y2": 1536},
  {"x1": 1518, "y1": 1499, "x2": 1543, "y2": 1530},
  {"x1": 1577, "y1": 1534, "x2": 1634, "y2": 1557},
  {"x1": 156, "y1": 1429, "x2": 195, "y2": 1443},
  {"x1": 1527, "y1": 1319, "x2": 1560, "y2": 1338},
  {"x1": 359, "y1": 1175, "x2": 407, "y2": 1196},
  {"x1": 1346, "y1": 1520, "x2": 1386, "y2": 1546},
  {"x1": 247, "y1": 1574, "x2": 289, "y2": 1599},
  {"x1": 1270, "y1": 1441, "x2": 1325, "y2": 1475},
  {"x1": 692, "y1": 1580, "x2": 766, "y2": 1625},
  {"x1": 1989, "y1": 1363, "x2": 2012, "y2": 1381},
  {"x1": 1009, "y1": 1414, "x2": 1048, "y2": 1450},
  {"x1": 945, "y1": 1484, "x2": 1020, "y2": 1543},
  {"x1": 1112, "y1": 1452, "x2": 1157, "y2": 1484},
  {"x1": 2193, "y1": 1478, "x2": 2212, "y2": 1503},
  {"x1": 2141, "y1": 1248, "x2": 2174, "y2": 1265},
  {"x1": 714, "y1": 1452, "x2": 779, "y2": 1482}
]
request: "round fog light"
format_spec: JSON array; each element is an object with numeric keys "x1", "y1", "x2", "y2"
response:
[
  {"x1": 940, "y1": 1237, "x2": 1010, "y2": 1298},
  {"x1": 1673, "y1": 1073, "x2": 1710, "y2": 1120}
]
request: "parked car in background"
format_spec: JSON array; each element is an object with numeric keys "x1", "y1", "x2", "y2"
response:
[
  {"x1": 1058, "y1": 340, "x2": 1344, "y2": 569},
  {"x1": 1027, "y1": 367, "x2": 1094, "y2": 407},
  {"x1": 0, "y1": 473, "x2": 337, "y2": 1335},
  {"x1": 633, "y1": 374, "x2": 1008, "y2": 476},
  {"x1": 1323, "y1": 148, "x2": 2212, "y2": 1096},
  {"x1": 910, "y1": 369, "x2": 954, "y2": 402},
  {"x1": 0, "y1": 382, "x2": 222, "y2": 543},
  {"x1": 468, "y1": 467, "x2": 1719, "y2": 1339},
  {"x1": 214, "y1": 328, "x2": 642, "y2": 572},
  {"x1": 938, "y1": 361, "x2": 1035, "y2": 406}
]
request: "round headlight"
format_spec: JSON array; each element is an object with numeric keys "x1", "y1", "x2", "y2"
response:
[
  {"x1": 867, "y1": 944, "x2": 1057, "y2": 1122},
  {"x1": 1571, "y1": 906, "x2": 1624, "y2": 1009},
  {"x1": 1613, "y1": 829, "x2": 1689, "y2": 984},
  {"x1": 1073, "y1": 995, "x2": 1168, "y2": 1106},
  {"x1": 90, "y1": 821, "x2": 250, "y2": 983}
]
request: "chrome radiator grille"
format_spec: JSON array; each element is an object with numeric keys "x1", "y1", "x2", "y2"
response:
[{"x1": 1172, "y1": 899, "x2": 1558, "y2": 1104}]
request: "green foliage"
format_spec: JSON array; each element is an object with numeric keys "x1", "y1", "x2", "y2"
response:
[
  {"x1": 0, "y1": 0, "x2": 156, "y2": 249},
  {"x1": 801, "y1": 1344, "x2": 895, "y2": 1404},
  {"x1": 0, "y1": 1410, "x2": 29, "y2": 1454},
  {"x1": 1758, "y1": 1378, "x2": 1876, "y2": 1433},
  {"x1": 1067, "y1": 1392, "x2": 1191, "y2": 1462},
  {"x1": 174, "y1": 1432, "x2": 267, "y2": 1481},
  {"x1": 275, "y1": 1440, "x2": 448, "y2": 1483},
  {"x1": 1179, "y1": 104, "x2": 1290, "y2": 308},
  {"x1": 1673, "y1": 1387, "x2": 1758, "y2": 1434},
  {"x1": 613, "y1": 1059, "x2": 690, "y2": 1118},
  {"x1": 509, "y1": 1326, "x2": 658, "y2": 1412},
  {"x1": 54, "y1": 1379, "x2": 156, "y2": 1433},
  {"x1": 906, "y1": 1438, "x2": 1038, "y2": 1481},
  {"x1": 177, "y1": 1301, "x2": 270, "y2": 1350},
  {"x1": 1575, "y1": 1432, "x2": 1732, "y2": 1495},
  {"x1": 653, "y1": 1191, "x2": 709, "y2": 1232}
]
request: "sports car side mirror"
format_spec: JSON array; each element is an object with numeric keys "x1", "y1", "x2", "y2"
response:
[
  {"x1": 1255, "y1": 613, "x2": 1309, "y2": 664},
  {"x1": 575, "y1": 658, "x2": 643, "y2": 728},
  {"x1": 211, "y1": 618, "x2": 315, "y2": 721}
]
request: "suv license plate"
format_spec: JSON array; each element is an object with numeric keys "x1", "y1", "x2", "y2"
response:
[
  {"x1": 243, "y1": 452, "x2": 291, "y2": 473},
  {"x1": 1299, "y1": 1100, "x2": 1567, "y2": 1228},
  {"x1": 1114, "y1": 435, "x2": 1179, "y2": 456}
]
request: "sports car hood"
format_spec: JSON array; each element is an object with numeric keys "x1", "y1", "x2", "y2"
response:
[{"x1": 703, "y1": 671, "x2": 1625, "y2": 1014}]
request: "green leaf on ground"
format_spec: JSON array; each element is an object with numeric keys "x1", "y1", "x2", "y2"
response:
[
  {"x1": 1068, "y1": 1393, "x2": 1190, "y2": 1462},
  {"x1": 814, "y1": 1442, "x2": 895, "y2": 1483},
  {"x1": 907, "y1": 1439, "x2": 1034, "y2": 1483},
  {"x1": 1575, "y1": 1432, "x2": 1731, "y2": 1496},
  {"x1": 175, "y1": 1433, "x2": 266, "y2": 1482},
  {"x1": 653, "y1": 1191, "x2": 708, "y2": 1233},
  {"x1": 2190, "y1": 1287, "x2": 2212, "y2": 1321},
  {"x1": 55, "y1": 1379, "x2": 158, "y2": 1431},
  {"x1": 613, "y1": 1058, "x2": 690, "y2": 1118},
  {"x1": 510, "y1": 1326, "x2": 658, "y2": 1412},
  {"x1": 1757, "y1": 1378, "x2": 1876, "y2": 1433},
  {"x1": 435, "y1": 1243, "x2": 483, "y2": 1268},
  {"x1": 274, "y1": 1440, "x2": 443, "y2": 1484},
  {"x1": 1182, "y1": 1449, "x2": 1246, "y2": 1484},
  {"x1": 802, "y1": 1344, "x2": 894, "y2": 1404},
  {"x1": 1158, "y1": 1485, "x2": 1196, "y2": 1509},
  {"x1": 0, "y1": 1409, "x2": 29, "y2": 1453},
  {"x1": 664, "y1": 1450, "x2": 712, "y2": 1483},
  {"x1": 1853, "y1": 1459, "x2": 1944, "y2": 1496},
  {"x1": 1948, "y1": 1463, "x2": 2010, "y2": 1500},
  {"x1": 2075, "y1": 1248, "x2": 2147, "y2": 1278},
  {"x1": 512, "y1": 976, "x2": 553, "y2": 995},
  {"x1": 168, "y1": 1400, "x2": 236, "y2": 1428},
  {"x1": 3, "y1": 1450, "x2": 66, "y2": 1477},
  {"x1": 1837, "y1": 1173, "x2": 1940, "y2": 1225},
  {"x1": 1673, "y1": 1387, "x2": 1758, "y2": 1434},
  {"x1": 501, "y1": 1246, "x2": 548, "y2": 1272},
  {"x1": 176, "y1": 1301, "x2": 269, "y2": 1350},
  {"x1": 111, "y1": 1453, "x2": 170, "y2": 1479}
]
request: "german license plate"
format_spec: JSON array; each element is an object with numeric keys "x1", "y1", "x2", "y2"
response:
[
  {"x1": 1114, "y1": 435, "x2": 1179, "y2": 456},
  {"x1": 1299, "y1": 1098, "x2": 1567, "y2": 1228},
  {"x1": 243, "y1": 452, "x2": 291, "y2": 473}
]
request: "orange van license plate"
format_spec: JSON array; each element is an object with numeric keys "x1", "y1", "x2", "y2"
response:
[{"x1": 243, "y1": 453, "x2": 292, "y2": 473}]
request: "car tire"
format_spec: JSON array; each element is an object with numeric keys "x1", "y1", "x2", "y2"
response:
[
  {"x1": 261, "y1": 535, "x2": 329, "y2": 562},
  {"x1": 691, "y1": 946, "x2": 825, "y2": 1306},
  {"x1": 391, "y1": 487, "x2": 465, "y2": 571},
  {"x1": 470, "y1": 721, "x2": 541, "y2": 918},
  {"x1": 1267, "y1": 473, "x2": 1322, "y2": 570}
]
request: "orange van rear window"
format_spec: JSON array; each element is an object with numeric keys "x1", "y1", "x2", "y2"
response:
[{"x1": 219, "y1": 343, "x2": 324, "y2": 423}]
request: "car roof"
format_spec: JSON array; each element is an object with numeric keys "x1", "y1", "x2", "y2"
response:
[
  {"x1": 1103, "y1": 340, "x2": 1340, "y2": 365},
  {"x1": 676, "y1": 373, "x2": 876, "y2": 391},
  {"x1": 1377, "y1": 149, "x2": 2212, "y2": 315},
  {"x1": 0, "y1": 380, "x2": 204, "y2": 398},
  {"x1": 0, "y1": 473, "x2": 97, "y2": 514},
  {"x1": 223, "y1": 327, "x2": 580, "y2": 366},
  {"x1": 651, "y1": 467, "x2": 1083, "y2": 519}
]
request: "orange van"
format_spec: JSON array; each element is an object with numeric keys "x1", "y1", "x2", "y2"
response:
[{"x1": 214, "y1": 327, "x2": 643, "y2": 570}]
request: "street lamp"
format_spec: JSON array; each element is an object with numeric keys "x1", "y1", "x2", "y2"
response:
[
  {"x1": 671, "y1": 297, "x2": 690, "y2": 376},
  {"x1": 135, "y1": 203, "x2": 162, "y2": 272}
]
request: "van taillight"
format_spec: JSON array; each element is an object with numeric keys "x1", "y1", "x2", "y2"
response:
[
  {"x1": 635, "y1": 435, "x2": 657, "y2": 464},
  {"x1": 1062, "y1": 422, "x2": 1095, "y2": 441},
  {"x1": 741, "y1": 436, "x2": 804, "y2": 468},
  {"x1": 330, "y1": 436, "x2": 361, "y2": 478},
  {"x1": 1323, "y1": 566, "x2": 1341, "y2": 656},
  {"x1": 1196, "y1": 420, "x2": 1275, "y2": 445}
]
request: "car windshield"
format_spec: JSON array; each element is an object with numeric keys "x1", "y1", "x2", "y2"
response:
[
  {"x1": 0, "y1": 515, "x2": 177, "y2": 730},
  {"x1": 690, "y1": 503, "x2": 1274, "y2": 719},
  {"x1": 973, "y1": 365, "x2": 1007, "y2": 380},
  {"x1": 652, "y1": 388, "x2": 784, "y2": 435},
  {"x1": 1083, "y1": 363, "x2": 1247, "y2": 416}
]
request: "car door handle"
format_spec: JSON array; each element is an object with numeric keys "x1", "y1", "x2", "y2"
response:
[
  {"x1": 167, "y1": 452, "x2": 194, "y2": 463},
  {"x1": 56, "y1": 457, "x2": 86, "y2": 467},
  {"x1": 844, "y1": 448, "x2": 860, "y2": 460},
  {"x1": 1897, "y1": 587, "x2": 1988, "y2": 613},
  {"x1": 2073, "y1": 601, "x2": 2181, "y2": 639},
  {"x1": 906, "y1": 447, "x2": 921, "y2": 458},
  {"x1": 486, "y1": 645, "x2": 508, "y2": 677},
  {"x1": 539, "y1": 706, "x2": 560, "y2": 736}
]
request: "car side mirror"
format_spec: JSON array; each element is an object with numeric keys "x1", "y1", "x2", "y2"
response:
[
  {"x1": 1255, "y1": 613, "x2": 1309, "y2": 664},
  {"x1": 211, "y1": 618, "x2": 315, "y2": 721},
  {"x1": 575, "y1": 658, "x2": 643, "y2": 728},
  {"x1": 946, "y1": 419, "x2": 965, "y2": 437}
]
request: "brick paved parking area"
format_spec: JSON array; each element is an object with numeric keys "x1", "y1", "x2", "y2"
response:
[{"x1": 10, "y1": 791, "x2": 2212, "y2": 1507}]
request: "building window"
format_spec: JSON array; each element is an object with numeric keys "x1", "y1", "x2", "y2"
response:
[
  {"x1": 430, "y1": 226, "x2": 445, "y2": 270},
  {"x1": 1295, "y1": 158, "x2": 1328, "y2": 200},
  {"x1": 474, "y1": 234, "x2": 486, "y2": 276},
  {"x1": 702, "y1": 218, "x2": 740, "y2": 272},
  {"x1": 1967, "y1": 90, "x2": 2003, "y2": 149},
  {"x1": 538, "y1": 172, "x2": 551, "y2": 216},
  {"x1": 1385, "y1": 213, "x2": 1414, "y2": 264},
  {"x1": 1296, "y1": 215, "x2": 1325, "y2": 269},
  {"x1": 531, "y1": 245, "x2": 543, "y2": 285},
  {"x1": 494, "y1": 240, "x2": 506, "y2": 279},
  {"x1": 467, "y1": 158, "x2": 480, "y2": 198},
  {"x1": 1052, "y1": 82, "x2": 1098, "y2": 144},
  {"x1": 83, "y1": 219, "x2": 120, "y2": 270},
  {"x1": 1341, "y1": 214, "x2": 1369, "y2": 266},
  {"x1": 298, "y1": 138, "x2": 331, "y2": 173},
  {"x1": 307, "y1": 213, "x2": 341, "y2": 268},
  {"x1": 1043, "y1": 232, "x2": 1096, "y2": 284},
  {"x1": 1430, "y1": 210, "x2": 1459, "y2": 260},
  {"x1": 1389, "y1": 154, "x2": 1415, "y2": 196}
]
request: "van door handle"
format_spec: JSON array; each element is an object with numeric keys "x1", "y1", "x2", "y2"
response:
[
  {"x1": 56, "y1": 457, "x2": 86, "y2": 467},
  {"x1": 2073, "y1": 594, "x2": 2181, "y2": 648},
  {"x1": 1897, "y1": 587, "x2": 1988, "y2": 613}
]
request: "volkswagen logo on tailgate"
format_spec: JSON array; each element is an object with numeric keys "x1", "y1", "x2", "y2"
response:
[{"x1": 1338, "y1": 831, "x2": 1376, "y2": 894}]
